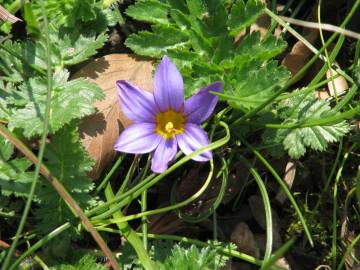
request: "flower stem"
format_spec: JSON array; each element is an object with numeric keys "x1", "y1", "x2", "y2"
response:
[
  {"x1": 88, "y1": 122, "x2": 230, "y2": 221},
  {"x1": 104, "y1": 184, "x2": 156, "y2": 270},
  {"x1": 1, "y1": 1, "x2": 52, "y2": 268}
]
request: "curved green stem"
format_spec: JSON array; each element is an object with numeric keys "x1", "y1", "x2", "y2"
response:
[
  {"x1": 173, "y1": 158, "x2": 227, "y2": 223},
  {"x1": 88, "y1": 121, "x2": 230, "y2": 220},
  {"x1": 2, "y1": 2, "x2": 52, "y2": 268},
  {"x1": 235, "y1": 105, "x2": 360, "y2": 130},
  {"x1": 95, "y1": 161, "x2": 214, "y2": 226},
  {"x1": 337, "y1": 233, "x2": 360, "y2": 270},
  {"x1": 9, "y1": 223, "x2": 71, "y2": 270},
  {"x1": 241, "y1": 137, "x2": 314, "y2": 246},
  {"x1": 230, "y1": 0, "x2": 360, "y2": 128},
  {"x1": 331, "y1": 144, "x2": 355, "y2": 268},
  {"x1": 141, "y1": 155, "x2": 151, "y2": 250},
  {"x1": 104, "y1": 184, "x2": 156, "y2": 270},
  {"x1": 242, "y1": 157, "x2": 273, "y2": 263}
]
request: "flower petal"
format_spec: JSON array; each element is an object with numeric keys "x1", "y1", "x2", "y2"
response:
[
  {"x1": 154, "y1": 56, "x2": 184, "y2": 112},
  {"x1": 176, "y1": 123, "x2": 212, "y2": 162},
  {"x1": 117, "y1": 80, "x2": 158, "y2": 123},
  {"x1": 151, "y1": 138, "x2": 177, "y2": 173},
  {"x1": 184, "y1": 82, "x2": 222, "y2": 124},
  {"x1": 114, "y1": 123, "x2": 161, "y2": 154}
]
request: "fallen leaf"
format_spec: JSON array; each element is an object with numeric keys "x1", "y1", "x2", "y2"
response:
[
  {"x1": 281, "y1": 1, "x2": 319, "y2": 80},
  {"x1": 276, "y1": 159, "x2": 296, "y2": 204},
  {"x1": 326, "y1": 64, "x2": 349, "y2": 96},
  {"x1": 276, "y1": 257, "x2": 291, "y2": 270},
  {"x1": 249, "y1": 195, "x2": 282, "y2": 248},
  {"x1": 230, "y1": 222, "x2": 260, "y2": 258},
  {"x1": 74, "y1": 54, "x2": 154, "y2": 179},
  {"x1": 315, "y1": 88, "x2": 331, "y2": 100}
]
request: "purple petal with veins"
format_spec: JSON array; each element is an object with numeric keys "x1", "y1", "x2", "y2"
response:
[{"x1": 154, "y1": 56, "x2": 184, "y2": 112}]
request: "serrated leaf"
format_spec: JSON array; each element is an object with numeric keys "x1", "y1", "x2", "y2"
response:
[
  {"x1": 125, "y1": 25, "x2": 189, "y2": 57},
  {"x1": 9, "y1": 70, "x2": 104, "y2": 138},
  {"x1": 170, "y1": 9, "x2": 192, "y2": 30},
  {"x1": 227, "y1": 0, "x2": 265, "y2": 37},
  {"x1": 0, "y1": 40, "x2": 59, "y2": 82},
  {"x1": 185, "y1": 0, "x2": 207, "y2": 18},
  {"x1": 222, "y1": 60, "x2": 290, "y2": 111},
  {"x1": 126, "y1": 0, "x2": 170, "y2": 24},
  {"x1": 0, "y1": 135, "x2": 36, "y2": 198},
  {"x1": 50, "y1": 254, "x2": 107, "y2": 270},
  {"x1": 235, "y1": 31, "x2": 287, "y2": 63},
  {"x1": 36, "y1": 124, "x2": 96, "y2": 235},
  {"x1": 264, "y1": 93, "x2": 350, "y2": 158},
  {"x1": 59, "y1": 32, "x2": 108, "y2": 66},
  {"x1": 158, "y1": 241, "x2": 235, "y2": 270},
  {"x1": 189, "y1": 29, "x2": 212, "y2": 56}
]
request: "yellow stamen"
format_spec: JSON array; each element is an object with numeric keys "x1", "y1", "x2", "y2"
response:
[{"x1": 156, "y1": 110, "x2": 185, "y2": 139}]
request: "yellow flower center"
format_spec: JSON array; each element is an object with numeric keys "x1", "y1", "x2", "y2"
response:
[{"x1": 155, "y1": 110, "x2": 185, "y2": 139}]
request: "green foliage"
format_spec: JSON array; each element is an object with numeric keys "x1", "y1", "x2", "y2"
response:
[
  {"x1": 235, "y1": 32, "x2": 288, "y2": 63},
  {"x1": 0, "y1": 27, "x2": 107, "y2": 82},
  {"x1": 31, "y1": 0, "x2": 99, "y2": 28},
  {"x1": 118, "y1": 240, "x2": 235, "y2": 270},
  {"x1": 35, "y1": 124, "x2": 96, "y2": 235},
  {"x1": 125, "y1": 0, "x2": 283, "y2": 98},
  {"x1": 125, "y1": 0, "x2": 170, "y2": 24},
  {"x1": 125, "y1": 25, "x2": 189, "y2": 58},
  {"x1": 50, "y1": 254, "x2": 107, "y2": 270},
  {"x1": 0, "y1": 136, "x2": 35, "y2": 198},
  {"x1": 263, "y1": 93, "x2": 350, "y2": 158},
  {"x1": 224, "y1": 60, "x2": 290, "y2": 111},
  {"x1": 0, "y1": 0, "x2": 112, "y2": 241},
  {"x1": 227, "y1": 0, "x2": 265, "y2": 36},
  {"x1": 158, "y1": 243, "x2": 233, "y2": 270},
  {"x1": 8, "y1": 70, "x2": 104, "y2": 138}
]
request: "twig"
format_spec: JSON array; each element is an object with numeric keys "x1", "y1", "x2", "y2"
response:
[
  {"x1": 0, "y1": 4, "x2": 21, "y2": 23},
  {"x1": 0, "y1": 125, "x2": 120, "y2": 270},
  {"x1": 280, "y1": 16, "x2": 360, "y2": 40}
]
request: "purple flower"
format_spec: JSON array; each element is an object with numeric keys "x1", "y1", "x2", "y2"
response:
[{"x1": 114, "y1": 56, "x2": 222, "y2": 173}]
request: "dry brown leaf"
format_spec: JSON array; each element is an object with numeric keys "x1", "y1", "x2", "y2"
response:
[
  {"x1": 275, "y1": 257, "x2": 291, "y2": 270},
  {"x1": 326, "y1": 64, "x2": 349, "y2": 97},
  {"x1": 235, "y1": 0, "x2": 283, "y2": 43},
  {"x1": 74, "y1": 54, "x2": 154, "y2": 179},
  {"x1": 315, "y1": 88, "x2": 331, "y2": 100},
  {"x1": 276, "y1": 159, "x2": 296, "y2": 204},
  {"x1": 281, "y1": 1, "x2": 319, "y2": 80},
  {"x1": 248, "y1": 195, "x2": 282, "y2": 248},
  {"x1": 230, "y1": 222, "x2": 260, "y2": 258}
]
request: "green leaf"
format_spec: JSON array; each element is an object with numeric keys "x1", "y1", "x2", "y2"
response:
[
  {"x1": 235, "y1": 31, "x2": 287, "y2": 63},
  {"x1": 0, "y1": 25, "x2": 105, "y2": 79},
  {"x1": 170, "y1": 9, "x2": 192, "y2": 30},
  {"x1": 50, "y1": 254, "x2": 107, "y2": 270},
  {"x1": 158, "y1": 241, "x2": 235, "y2": 270},
  {"x1": 126, "y1": 0, "x2": 170, "y2": 24},
  {"x1": 57, "y1": 31, "x2": 108, "y2": 66},
  {"x1": 185, "y1": 0, "x2": 207, "y2": 18},
  {"x1": 36, "y1": 124, "x2": 96, "y2": 235},
  {"x1": 264, "y1": 93, "x2": 350, "y2": 158},
  {"x1": 0, "y1": 136, "x2": 37, "y2": 199},
  {"x1": 125, "y1": 25, "x2": 189, "y2": 57},
  {"x1": 227, "y1": 0, "x2": 265, "y2": 37},
  {"x1": 23, "y1": 2, "x2": 41, "y2": 37},
  {"x1": 189, "y1": 29, "x2": 212, "y2": 56},
  {"x1": 0, "y1": 40, "x2": 54, "y2": 82},
  {"x1": 9, "y1": 70, "x2": 104, "y2": 138},
  {"x1": 31, "y1": 0, "x2": 100, "y2": 29},
  {"x1": 222, "y1": 60, "x2": 290, "y2": 111}
]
